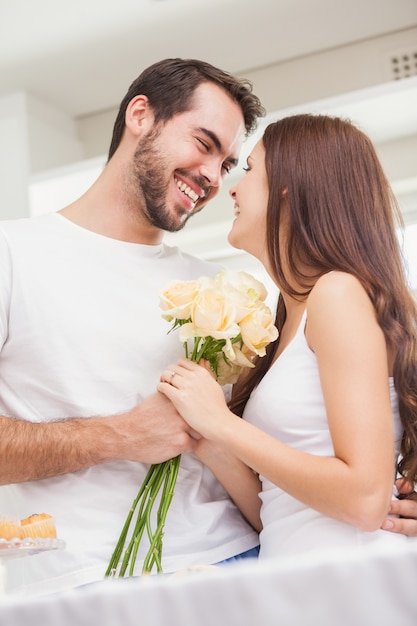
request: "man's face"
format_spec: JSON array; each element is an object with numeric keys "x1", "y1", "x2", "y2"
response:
[{"x1": 130, "y1": 82, "x2": 246, "y2": 232}]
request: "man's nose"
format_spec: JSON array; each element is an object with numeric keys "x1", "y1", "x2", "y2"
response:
[{"x1": 199, "y1": 158, "x2": 223, "y2": 189}]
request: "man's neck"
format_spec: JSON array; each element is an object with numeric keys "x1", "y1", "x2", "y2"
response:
[{"x1": 59, "y1": 184, "x2": 164, "y2": 246}]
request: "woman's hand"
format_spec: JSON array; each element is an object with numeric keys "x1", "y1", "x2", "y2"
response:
[
  {"x1": 158, "y1": 358, "x2": 235, "y2": 440},
  {"x1": 158, "y1": 361, "x2": 262, "y2": 530},
  {"x1": 381, "y1": 478, "x2": 417, "y2": 537}
]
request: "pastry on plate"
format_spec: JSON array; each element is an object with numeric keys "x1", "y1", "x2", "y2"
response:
[
  {"x1": 20, "y1": 513, "x2": 57, "y2": 539},
  {"x1": 0, "y1": 516, "x2": 22, "y2": 540}
]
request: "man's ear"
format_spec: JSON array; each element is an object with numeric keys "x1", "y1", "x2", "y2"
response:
[{"x1": 125, "y1": 95, "x2": 154, "y2": 137}]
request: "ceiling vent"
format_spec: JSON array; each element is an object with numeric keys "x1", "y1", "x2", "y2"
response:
[{"x1": 388, "y1": 48, "x2": 417, "y2": 81}]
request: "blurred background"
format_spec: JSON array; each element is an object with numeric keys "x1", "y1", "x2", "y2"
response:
[{"x1": 1, "y1": 0, "x2": 416, "y2": 294}]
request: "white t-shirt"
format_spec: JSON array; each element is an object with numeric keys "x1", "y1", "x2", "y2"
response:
[{"x1": 0, "y1": 213, "x2": 258, "y2": 596}]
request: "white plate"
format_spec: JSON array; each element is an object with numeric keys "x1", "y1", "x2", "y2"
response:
[{"x1": 0, "y1": 538, "x2": 65, "y2": 559}]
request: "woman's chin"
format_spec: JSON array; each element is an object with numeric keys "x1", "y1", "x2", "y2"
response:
[{"x1": 227, "y1": 230, "x2": 242, "y2": 251}]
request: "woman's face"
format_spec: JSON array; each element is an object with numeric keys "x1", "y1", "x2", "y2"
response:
[{"x1": 228, "y1": 139, "x2": 269, "y2": 264}]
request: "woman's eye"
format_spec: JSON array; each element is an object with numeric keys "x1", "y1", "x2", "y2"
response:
[
  {"x1": 222, "y1": 163, "x2": 231, "y2": 175},
  {"x1": 242, "y1": 166, "x2": 251, "y2": 173}
]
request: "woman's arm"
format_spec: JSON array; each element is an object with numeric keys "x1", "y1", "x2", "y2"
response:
[
  {"x1": 195, "y1": 437, "x2": 262, "y2": 532},
  {"x1": 158, "y1": 272, "x2": 396, "y2": 531}
]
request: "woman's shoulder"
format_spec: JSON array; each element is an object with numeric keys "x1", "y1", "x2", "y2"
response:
[
  {"x1": 308, "y1": 271, "x2": 369, "y2": 310},
  {"x1": 312, "y1": 270, "x2": 363, "y2": 294},
  {"x1": 306, "y1": 272, "x2": 378, "y2": 353},
  {"x1": 307, "y1": 271, "x2": 374, "y2": 329}
]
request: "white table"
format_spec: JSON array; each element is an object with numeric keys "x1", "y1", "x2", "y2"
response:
[{"x1": 0, "y1": 541, "x2": 416, "y2": 626}]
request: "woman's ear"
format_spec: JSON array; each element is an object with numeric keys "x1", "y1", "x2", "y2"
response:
[
  {"x1": 125, "y1": 95, "x2": 155, "y2": 137},
  {"x1": 281, "y1": 187, "x2": 288, "y2": 197}
]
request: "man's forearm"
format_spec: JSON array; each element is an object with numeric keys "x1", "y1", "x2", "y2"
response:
[
  {"x1": 0, "y1": 415, "x2": 117, "y2": 484},
  {"x1": 0, "y1": 392, "x2": 197, "y2": 485}
]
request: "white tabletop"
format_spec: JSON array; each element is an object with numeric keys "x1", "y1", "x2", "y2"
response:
[{"x1": 0, "y1": 541, "x2": 416, "y2": 626}]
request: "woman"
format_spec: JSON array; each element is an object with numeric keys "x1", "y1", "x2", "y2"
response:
[{"x1": 158, "y1": 114, "x2": 417, "y2": 559}]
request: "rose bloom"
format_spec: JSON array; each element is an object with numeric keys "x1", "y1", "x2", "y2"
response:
[
  {"x1": 217, "y1": 343, "x2": 258, "y2": 384},
  {"x1": 214, "y1": 270, "x2": 270, "y2": 324},
  {"x1": 216, "y1": 357, "x2": 244, "y2": 386},
  {"x1": 159, "y1": 278, "x2": 207, "y2": 321},
  {"x1": 221, "y1": 337, "x2": 254, "y2": 366},
  {"x1": 239, "y1": 303, "x2": 278, "y2": 356},
  {"x1": 215, "y1": 269, "x2": 268, "y2": 304},
  {"x1": 179, "y1": 286, "x2": 241, "y2": 342}
]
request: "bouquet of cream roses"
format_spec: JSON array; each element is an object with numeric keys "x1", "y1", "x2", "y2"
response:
[{"x1": 106, "y1": 270, "x2": 278, "y2": 577}]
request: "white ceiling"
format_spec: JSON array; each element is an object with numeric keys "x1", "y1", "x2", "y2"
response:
[{"x1": 1, "y1": 0, "x2": 417, "y2": 121}]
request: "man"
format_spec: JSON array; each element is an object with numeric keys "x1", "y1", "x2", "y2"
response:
[{"x1": 0, "y1": 58, "x2": 265, "y2": 595}]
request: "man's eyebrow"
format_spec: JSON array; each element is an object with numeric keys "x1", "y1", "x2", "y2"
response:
[{"x1": 198, "y1": 127, "x2": 239, "y2": 167}]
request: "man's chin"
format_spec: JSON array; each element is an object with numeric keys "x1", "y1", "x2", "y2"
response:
[
  {"x1": 195, "y1": 202, "x2": 206, "y2": 214},
  {"x1": 175, "y1": 203, "x2": 206, "y2": 231},
  {"x1": 162, "y1": 214, "x2": 190, "y2": 233},
  {"x1": 186, "y1": 202, "x2": 206, "y2": 221}
]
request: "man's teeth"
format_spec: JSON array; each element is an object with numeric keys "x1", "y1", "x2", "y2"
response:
[{"x1": 175, "y1": 178, "x2": 200, "y2": 203}]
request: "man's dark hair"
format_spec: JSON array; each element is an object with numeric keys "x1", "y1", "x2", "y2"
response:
[{"x1": 107, "y1": 58, "x2": 265, "y2": 160}]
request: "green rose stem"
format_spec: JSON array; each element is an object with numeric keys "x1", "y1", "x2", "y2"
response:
[
  {"x1": 105, "y1": 332, "x2": 243, "y2": 577},
  {"x1": 141, "y1": 455, "x2": 181, "y2": 573},
  {"x1": 105, "y1": 456, "x2": 181, "y2": 577},
  {"x1": 105, "y1": 336, "x2": 215, "y2": 578}
]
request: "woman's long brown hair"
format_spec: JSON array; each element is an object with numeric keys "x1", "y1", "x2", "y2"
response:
[{"x1": 230, "y1": 114, "x2": 417, "y2": 484}]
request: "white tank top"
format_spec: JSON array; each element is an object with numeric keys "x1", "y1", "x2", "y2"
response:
[{"x1": 243, "y1": 309, "x2": 407, "y2": 560}]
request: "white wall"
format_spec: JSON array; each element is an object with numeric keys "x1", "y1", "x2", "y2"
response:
[
  {"x1": 0, "y1": 93, "x2": 31, "y2": 219},
  {"x1": 0, "y1": 92, "x2": 83, "y2": 220}
]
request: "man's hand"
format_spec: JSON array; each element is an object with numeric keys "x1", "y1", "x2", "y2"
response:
[
  {"x1": 112, "y1": 391, "x2": 197, "y2": 464},
  {"x1": 381, "y1": 478, "x2": 417, "y2": 537}
]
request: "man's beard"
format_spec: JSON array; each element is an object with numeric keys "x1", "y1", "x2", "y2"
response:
[{"x1": 131, "y1": 128, "x2": 206, "y2": 233}]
